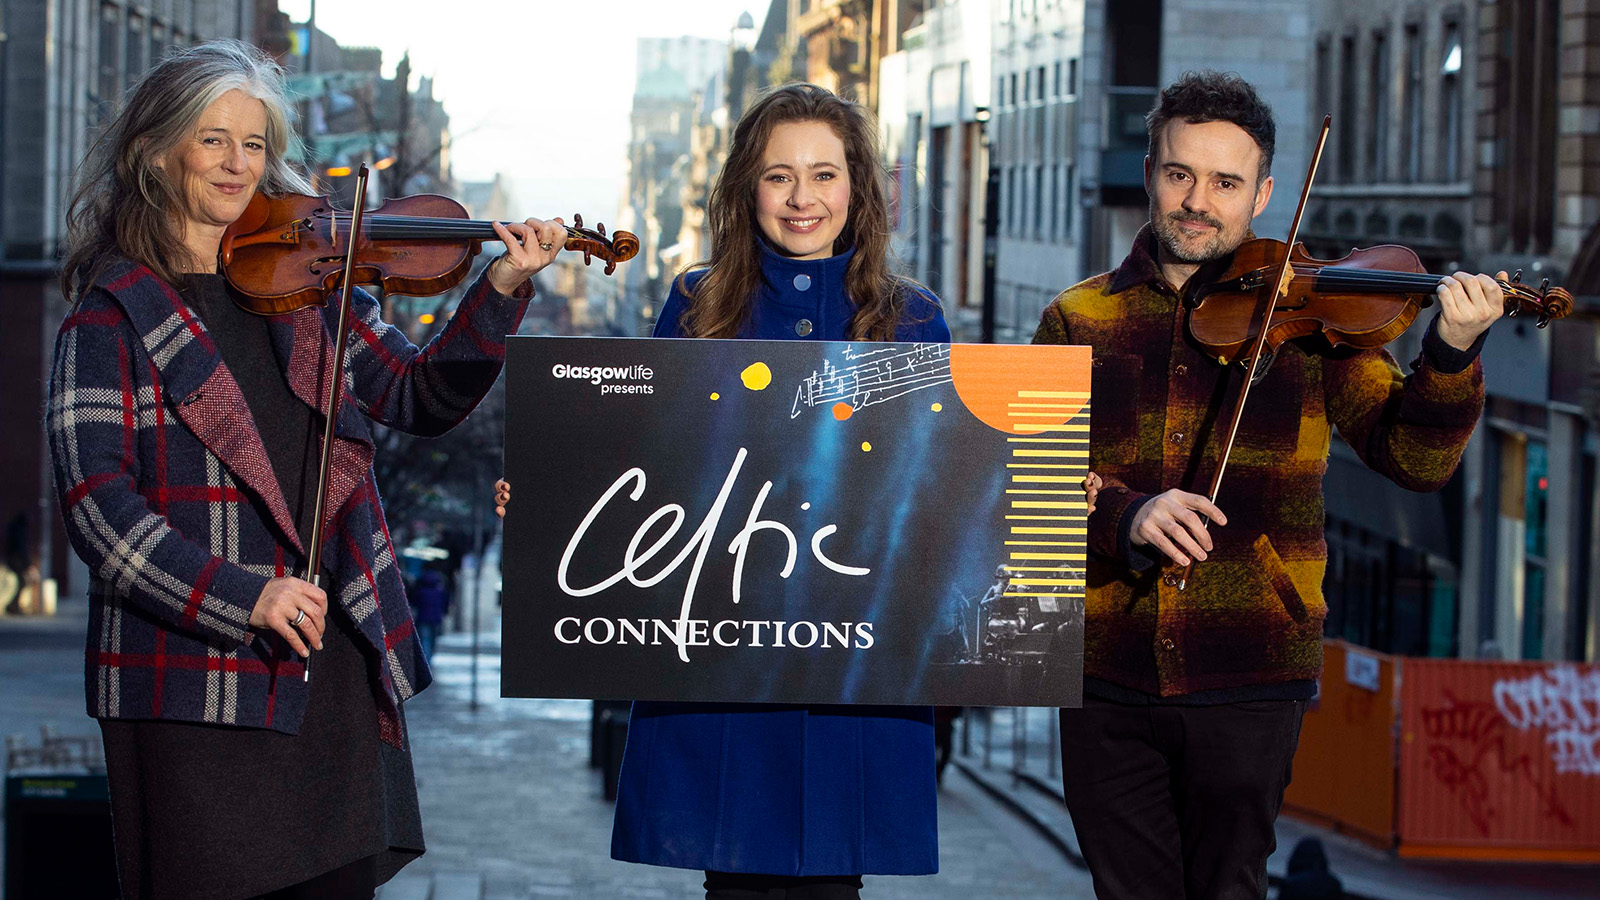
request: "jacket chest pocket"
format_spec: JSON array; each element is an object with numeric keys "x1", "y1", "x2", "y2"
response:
[
  {"x1": 1089, "y1": 354, "x2": 1143, "y2": 464},
  {"x1": 1232, "y1": 351, "x2": 1306, "y2": 456}
]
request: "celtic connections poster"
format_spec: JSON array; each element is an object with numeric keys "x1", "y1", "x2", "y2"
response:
[{"x1": 500, "y1": 337, "x2": 1092, "y2": 707}]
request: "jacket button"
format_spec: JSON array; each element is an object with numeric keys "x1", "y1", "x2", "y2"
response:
[
  {"x1": 1161, "y1": 638, "x2": 1176, "y2": 651},
  {"x1": 795, "y1": 318, "x2": 814, "y2": 337},
  {"x1": 793, "y1": 274, "x2": 812, "y2": 291},
  {"x1": 1170, "y1": 432, "x2": 1184, "y2": 443},
  {"x1": 1162, "y1": 573, "x2": 1178, "y2": 587},
  {"x1": 1174, "y1": 364, "x2": 1189, "y2": 376}
]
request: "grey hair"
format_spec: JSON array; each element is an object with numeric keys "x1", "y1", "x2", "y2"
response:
[{"x1": 62, "y1": 39, "x2": 313, "y2": 300}]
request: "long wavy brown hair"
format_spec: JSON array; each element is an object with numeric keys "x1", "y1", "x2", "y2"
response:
[
  {"x1": 677, "y1": 83, "x2": 919, "y2": 341},
  {"x1": 60, "y1": 40, "x2": 312, "y2": 301}
]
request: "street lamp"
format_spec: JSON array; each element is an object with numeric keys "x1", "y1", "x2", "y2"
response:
[{"x1": 732, "y1": 11, "x2": 757, "y2": 53}]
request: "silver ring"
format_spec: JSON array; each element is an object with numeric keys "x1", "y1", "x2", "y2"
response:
[
  {"x1": 292, "y1": 609, "x2": 306, "y2": 627},
  {"x1": 539, "y1": 241, "x2": 554, "y2": 251}
]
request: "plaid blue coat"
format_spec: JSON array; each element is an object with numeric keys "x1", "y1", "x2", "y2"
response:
[{"x1": 48, "y1": 257, "x2": 530, "y2": 744}]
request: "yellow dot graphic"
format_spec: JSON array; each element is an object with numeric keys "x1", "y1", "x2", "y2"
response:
[
  {"x1": 710, "y1": 392, "x2": 720, "y2": 400},
  {"x1": 861, "y1": 442, "x2": 872, "y2": 452},
  {"x1": 931, "y1": 402, "x2": 943, "y2": 412},
  {"x1": 740, "y1": 362, "x2": 773, "y2": 391}
]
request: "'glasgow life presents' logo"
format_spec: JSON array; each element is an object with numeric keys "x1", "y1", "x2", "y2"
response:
[{"x1": 550, "y1": 362, "x2": 655, "y2": 395}]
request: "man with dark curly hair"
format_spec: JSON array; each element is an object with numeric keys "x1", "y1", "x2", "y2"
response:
[{"x1": 1033, "y1": 71, "x2": 1506, "y2": 899}]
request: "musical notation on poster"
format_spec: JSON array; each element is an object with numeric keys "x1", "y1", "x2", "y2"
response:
[{"x1": 790, "y1": 343, "x2": 952, "y2": 419}]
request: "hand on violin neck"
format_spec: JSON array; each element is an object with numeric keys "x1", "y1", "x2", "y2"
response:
[
  {"x1": 1129, "y1": 489, "x2": 1228, "y2": 568},
  {"x1": 1435, "y1": 270, "x2": 1507, "y2": 351},
  {"x1": 487, "y1": 216, "x2": 568, "y2": 296}
]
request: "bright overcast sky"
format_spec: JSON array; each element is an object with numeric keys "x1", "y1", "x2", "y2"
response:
[{"x1": 278, "y1": 1, "x2": 764, "y2": 223}]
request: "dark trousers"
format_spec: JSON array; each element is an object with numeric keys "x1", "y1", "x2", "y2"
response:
[
  {"x1": 1059, "y1": 697, "x2": 1306, "y2": 900},
  {"x1": 250, "y1": 854, "x2": 378, "y2": 900},
  {"x1": 704, "y1": 870, "x2": 864, "y2": 899}
]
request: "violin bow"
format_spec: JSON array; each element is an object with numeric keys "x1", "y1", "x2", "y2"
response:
[
  {"x1": 301, "y1": 162, "x2": 372, "y2": 678},
  {"x1": 1178, "y1": 116, "x2": 1331, "y2": 592}
]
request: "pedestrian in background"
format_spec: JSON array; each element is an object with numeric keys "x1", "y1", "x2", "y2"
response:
[
  {"x1": 47, "y1": 39, "x2": 565, "y2": 900},
  {"x1": 411, "y1": 568, "x2": 452, "y2": 662}
]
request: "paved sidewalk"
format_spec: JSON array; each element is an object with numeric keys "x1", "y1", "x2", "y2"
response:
[
  {"x1": 381, "y1": 630, "x2": 1095, "y2": 899},
  {"x1": 0, "y1": 603, "x2": 1094, "y2": 899},
  {"x1": 959, "y1": 706, "x2": 1600, "y2": 900}
]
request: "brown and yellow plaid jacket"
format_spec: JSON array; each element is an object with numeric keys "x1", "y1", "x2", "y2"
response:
[{"x1": 1032, "y1": 228, "x2": 1484, "y2": 696}]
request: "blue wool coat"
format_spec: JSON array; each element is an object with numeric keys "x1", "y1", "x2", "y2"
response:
[
  {"x1": 610, "y1": 244, "x2": 950, "y2": 876},
  {"x1": 48, "y1": 257, "x2": 530, "y2": 744}
]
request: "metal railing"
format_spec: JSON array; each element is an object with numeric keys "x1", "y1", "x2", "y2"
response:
[{"x1": 956, "y1": 705, "x2": 1063, "y2": 791}]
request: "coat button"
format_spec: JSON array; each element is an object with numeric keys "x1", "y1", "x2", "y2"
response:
[
  {"x1": 1170, "y1": 432, "x2": 1184, "y2": 443},
  {"x1": 1162, "y1": 573, "x2": 1178, "y2": 587},
  {"x1": 795, "y1": 318, "x2": 814, "y2": 337},
  {"x1": 793, "y1": 274, "x2": 812, "y2": 291},
  {"x1": 1174, "y1": 364, "x2": 1189, "y2": 376},
  {"x1": 1161, "y1": 638, "x2": 1176, "y2": 651}
]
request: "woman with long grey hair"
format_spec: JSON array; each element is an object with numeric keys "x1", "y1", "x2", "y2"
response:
[{"x1": 50, "y1": 39, "x2": 565, "y2": 899}]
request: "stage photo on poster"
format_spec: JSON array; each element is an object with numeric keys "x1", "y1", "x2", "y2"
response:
[{"x1": 501, "y1": 336, "x2": 1092, "y2": 707}]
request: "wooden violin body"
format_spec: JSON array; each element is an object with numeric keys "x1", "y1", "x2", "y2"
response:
[
  {"x1": 219, "y1": 191, "x2": 639, "y2": 315},
  {"x1": 1184, "y1": 237, "x2": 1574, "y2": 365}
]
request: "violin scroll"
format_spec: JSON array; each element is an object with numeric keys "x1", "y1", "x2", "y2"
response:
[
  {"x1": 563, "y1": 213, "x2": 640, "y2": 275},
  {"x1": 1501, "y1": 269, "x2": 1573, "y2": 328}
]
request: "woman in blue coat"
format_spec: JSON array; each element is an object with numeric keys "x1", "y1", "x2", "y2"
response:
[
  {"x1": 615, "y1": 83, "x2": 948, "y2": 900},
  {"x1": 496, "y1": 83, "x2": 948, "y2": 898}
]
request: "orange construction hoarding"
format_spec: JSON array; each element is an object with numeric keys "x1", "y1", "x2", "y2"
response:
[
  {"x1": 1396, "y1": 658, "x2": 1600, "y2": 861},
  {"x1": 1283, "y1": 641, "x2": 1399, "y2": 847}
]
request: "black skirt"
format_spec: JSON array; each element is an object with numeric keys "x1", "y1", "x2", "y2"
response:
[{"x1": 99, "y1": 606, "x2": 424, "y2": 900}]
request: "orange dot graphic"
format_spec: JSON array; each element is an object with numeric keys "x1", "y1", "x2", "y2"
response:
[{"x1": 832, "y1": 402, "x2": 854, "y2": 421}]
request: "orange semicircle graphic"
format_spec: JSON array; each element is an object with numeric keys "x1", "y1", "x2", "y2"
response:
[{"x1": 949, "y1": 344, "x2": 1093, "y2": 434}]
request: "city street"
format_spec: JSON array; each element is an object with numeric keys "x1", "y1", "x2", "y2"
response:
[
  {"x1": 386, "y1": 633, "x2": 1093, "y2": 899},
  {"x1": 0, "y1": 598, "x2": 1093, "y2": 900}
]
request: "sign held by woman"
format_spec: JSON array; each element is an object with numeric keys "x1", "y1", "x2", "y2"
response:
[{"x1": 501, "y1": 336, "x2": 1092, "y2": 707}]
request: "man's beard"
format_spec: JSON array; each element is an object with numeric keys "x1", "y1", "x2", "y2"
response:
[{"x1": 1151, "y1": 209, "x2": 1235, "y2": 264}]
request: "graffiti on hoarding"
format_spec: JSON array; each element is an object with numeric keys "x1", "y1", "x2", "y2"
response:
[
  {"x1": 1493, "y1": 666, "x2": 1600, "y2": 776},
  {"x1": 1420, "y1": 690, "x2": 1573, "y2": 836}
]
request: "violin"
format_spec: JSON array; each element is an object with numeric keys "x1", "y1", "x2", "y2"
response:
[
  {"x1": 1184, "y1": 239, "x2": 1573, "y2": 366},
  {"x1": 218, "y1": 191, "x2": 639, "y2": 315}
]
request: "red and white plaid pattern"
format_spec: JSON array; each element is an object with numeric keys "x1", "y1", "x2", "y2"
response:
[{"x1": 50, "y1": 257, "x2": 530, "y2": 743}]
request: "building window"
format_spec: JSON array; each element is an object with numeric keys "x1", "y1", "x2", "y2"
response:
[
  {"x1": 1054, "y1": 62, "x2": 1062, "y2": 98},
  {"x1": 1440, "y1": 22, "x2": 1463, "y2": 182},
  {"x1": 1010, "y1": 73, "x2": 1018, "y2": 109},
  {"x1": 1005, "y1": 166, "x2": 1016, "y2": 235},
  {"x1": 125, "y1": 14, "x2": 147, "y2": 82},
  {"x1": 1314, "y1": 38, "x2": 1331, "y2": 118},
  {"x1": 1064, "y1": 163, "x2": 1075, "y2": 236},
  {"x1": 98, "y1": 4, "x2": 121, "y2": 111},
  {"x1": 1067, "y1": 59, "x2": 1078, "y2": 96},
  {"x1": 1402, "y1": 25, "x2": 1422, "y2": 182},
  {"x1": 998, "y1": 75, "x2": 1007, "y2": 107},
  {"x1": 1049, "y1": 164, "x2": 1060, "y2": 241},
  {"x1": 1368, "y1": 30, "x2": 1390, "y2": 181},
  {"x1": 1338, "y1": 36, "x2": 1356, "y2": 182},
  {"x1": 1037, "y1": 66, "x2": 1047, "y2": 103},
  {"x1": 1034, "y1": 163, "x2": 1045, "y2": 239}
]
